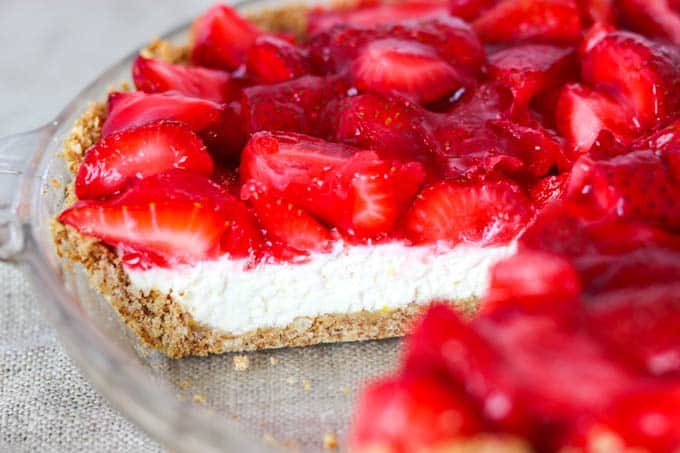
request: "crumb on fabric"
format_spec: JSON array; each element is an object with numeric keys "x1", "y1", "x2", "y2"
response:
[
  {"x1": 270, "y1": 357, "x2": 279, "y2": 366},
  {"x1": 193, "y1": 393, "x2": 206, "y2": 404},
  {"x1": 286, "y1": 376, "x2": 298, "y2": 385},
  {"x1": 233, "y1": 355, "x2": 250, "y2": 371},
  {"x1": 323, "y1": 432, "x2": 338, "y2": 450},
  {"x1": 302, "y1": 379, "x2": 312, "y2": 391},
  {"x1": 179, "y1": 379, "x2": 190, "y2": 390}
]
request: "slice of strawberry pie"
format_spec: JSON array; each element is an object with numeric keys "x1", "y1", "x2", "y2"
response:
[{"x1": 55, "y1": 0, "x2": 669, "y2": 359}]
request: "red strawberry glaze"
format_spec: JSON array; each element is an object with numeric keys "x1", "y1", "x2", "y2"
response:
[{"x1": 57, "y1": 2, "x2": 680, "y2": 450}]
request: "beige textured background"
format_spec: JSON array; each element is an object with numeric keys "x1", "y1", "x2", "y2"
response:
[{"x1": 0, "y1": 1, "x2": 217, "y2": 451}]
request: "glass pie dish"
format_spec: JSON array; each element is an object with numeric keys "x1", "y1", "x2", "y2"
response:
[{"x1": 0, "y1": 1, "x2": 402, "y2": 451}]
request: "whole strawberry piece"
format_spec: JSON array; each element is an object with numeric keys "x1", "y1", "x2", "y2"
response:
[
  {"x1": 566, "y1": 150, "x2": 680, "y2": 232},
  {"x1": 241, "y1": 75, "x2": 345, "y2": 137},
  {"x1": 482, "y1": 251, "x2": 582, "y2": 317},
  {"x1": 581, "y1": 30, "x2": 680, "y2": 130},
  {"x1": 350, "y1": 372, "x2": 483, "y2": 453},
  {"x1": 60, "y1": 172, "x2": 241, "y2": 266},
  {"x1": 618, "y1": 0, "x2": 680, "y2": 47},
  {"x1": 132, "y1": 56, "x2": 237, "y2": 103},
  {"x1": 555, "y1": 83, "x2": 639, "y2": 157},
  {"x1": 335, "y1": 92, "x2": 439, "y2": 171},
  {"x1": 351, "y1": 39, "x2": 465, "y2": 104},
  {"x1": 191, "y1": 3, "x2": 262, "y2": 70},
  {"x1": 75, "y1": 121, "x2": 214, "y2": 199},
  {"x1": 473, "y1": 0, "x2": 583, "y2": 45},
  {"x1": 405, "y1": 178, "x2": 533, "y2": 246},
  {"x1": 246, "y1": 35, "x2": 310, "y2": 84},
  {"x1": 488, "y1": 44, "x2": 577, "y2": 119},
  {"x1": 586, "y1": 285, "x2": 680, "y2": 376},
  {"x1": 306, "y1": 0, "x2": 448, "y2": 35}
]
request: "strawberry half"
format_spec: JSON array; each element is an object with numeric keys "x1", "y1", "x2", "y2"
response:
[
  {"x1": 351, "y1": 38, "x2": 465, "y2": 103},
  {"x1": 581, "y1": 30, "x2": 680, "y2": 130},
  {"x1": 555, "y1": 83, "x2": 639, "y2": 157},
  {"x1": 350, "y1": 373, "x2": 483, "y2": 453},
  {"x1": 306, "y1": 0, "x2": 449, "y2": 35},
  {"x1": 102, "y1": 91, "x2": 245, "y2": 158},
  {"x1": 60, "y1": 172, "x2": 238, "y2": 266},
  {"x1": 528, "y1": 173, "x2": 570, "y2": 207},
  {"x1": 241, "y1": 181, "x2": 334, "y2": 254},
  {"x1": 473, "y1": 0, "x2": 583, "y2": 45},
  {"x1": 132, "y1": 56, "x2": 237, "y2": 103},
  {"x1": 75, "y1": 121, "x2": 214, "y2": 199},
  {"x1": 630, "y1": 118, "x2": 680, "y2": 181},
  {"x1": 405, "y1": 178, "x2": 533, "y2": 246},
  {"x1": 191, "y1": 3, "x2": 262, "y2": 70},
  {"x1": 246, "y1": 35, "x2": 310, "y2": 84}
]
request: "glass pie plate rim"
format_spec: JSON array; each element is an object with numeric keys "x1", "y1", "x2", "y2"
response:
[{"x1": 0, "y1": 1, "x2": 353, "y2": 451}]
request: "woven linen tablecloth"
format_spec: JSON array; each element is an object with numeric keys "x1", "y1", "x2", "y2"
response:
[{"x1": 0, "y1": 1, "x2": 219, "y2": 450}]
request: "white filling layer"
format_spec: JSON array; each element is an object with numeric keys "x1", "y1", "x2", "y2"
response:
[{"x1": 125, "y1": 242, "x2": 516, "y2": 335}]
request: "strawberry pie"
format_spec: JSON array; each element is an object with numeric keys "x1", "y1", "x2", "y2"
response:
[{"x1": 54, "y1": 12, "x2": 680, "y2": 445}]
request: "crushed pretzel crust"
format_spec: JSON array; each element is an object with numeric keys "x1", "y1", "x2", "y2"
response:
[
  {"x1": 51, "y1": 3, "x2": 481, "y2": 359},
  {"x1": 356, "y1": 436, "x2": 532, "y2": 453}
]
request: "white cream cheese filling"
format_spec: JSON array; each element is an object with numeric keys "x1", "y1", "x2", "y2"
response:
[{"x1": 125, "y1": 241, "x2": 517, "y2": 335}]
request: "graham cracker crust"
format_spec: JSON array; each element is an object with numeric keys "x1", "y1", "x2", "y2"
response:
[{"x1": 52, "y1": 3, "x2": 481, "y2": 358}]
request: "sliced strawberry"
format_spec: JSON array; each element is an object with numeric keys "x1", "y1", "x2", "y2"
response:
[
  {"x1": 449, "y1": 0, "x2": 496, "y2": 20},
  {"x1": 334, "y1": 92, "x2": 439, "y2": 171},
  {"x1": 241, "y1": 181, "x2": 334, "y2": 254},
  {"x1": 473, "y1": 0, "x2": 583, "y2": 45},
  {"x1": 579, "y1": 21, "x2": 616, "y2": 57},
  {"x1": 240, "y1": 131, "x2": 424, "y2": 238},
  {"x1": 555, "y1": 83, "x2": 639, "y2": 157},
  {"x1": 482, "y1": 251, "x2": 582, "y2": 317},
  {"x1": 132, "y1": 56, "x2": 237, "y2": 103},
  {"x1": 618, "y1": 0, "x2": 680, "y2": 47},
  {"x1": 529, "y1": 174, "x2": 569, "y2": 207},
  {"x1": 488, "y1": 44, "x2": 577, "y2": 119},
  {"x1": 351, "y1": 39, "x2": 465, "y2": 103},
  {"x1": 581, "y1": 30, "x2": 680, "y2": 129},
  {"x1": 75, "y1": 122, "x2": 213, "y2": 200},
  {"x1": 191, "y1": 3, "x2": 262, "y2": 70},
  {"x1": 241, "y1": 75, "x2": 346, "y2": 137},
  {"x1": 306, "y1": 0, "x2": 449, "y2": 35},
  {"x1": 350, "y1": 373, "x2": 483, "y2": 452},
  {"x1": 211, "y1": 166, "x2": 242, "y2": 196},
  {"x1": 102, "y1": 91, "x2": 223, "y2": 137},
  {"x1": 405, "y1": 178, "x2": 533, "y2": 246},
  {"x1": 566, "y1": 150, "x2": 680, "y2": 231},
  {"x1": 566, "y1": 385, "x2": 680, "y2": 452},
  {"x1": 240, "y1": 131, "x2": 358, "y2": 192},
  {"x1": 102, "y1": 91, "x2": 245, "y2": 158},
  {"x1": 60, "y1": 172, "x2": 237, "y2": 265},
  {"x1": 312, "y1": 17, "x2": 485, "y2": 76},
  {"x1": 586, "y1": 285, "x2": 680, "y2": 376},
  {"x1": 246, "y1": 35, "x2": 310, "y2": 84}
]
